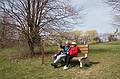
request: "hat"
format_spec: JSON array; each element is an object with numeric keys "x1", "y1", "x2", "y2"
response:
[{"x1": 71, "y1": 42, "x2": 76, "y2": 45}]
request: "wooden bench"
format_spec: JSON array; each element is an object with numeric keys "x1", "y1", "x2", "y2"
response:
[
  {"x1": 56, "y1": 44, "x2": 89, "y2": 68},
  {"x1": 72, "y1": 44, "x2": 89, "y2": 68}
]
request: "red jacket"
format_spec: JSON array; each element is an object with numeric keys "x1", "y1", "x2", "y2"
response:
[{"x1": 69, "y1": 46, "x2": 79, "y2": 56}]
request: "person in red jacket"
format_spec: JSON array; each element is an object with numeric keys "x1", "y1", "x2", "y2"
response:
[{"x1": 64, "y1": 42, "x2": 79, "y2": 70}]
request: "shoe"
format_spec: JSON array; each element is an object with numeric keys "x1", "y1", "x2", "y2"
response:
[
  {"x1": 64, "y1": 66, "x2": 68, "y2": 70},
  {"x1": 51, "y1": 63, "x2": 58, "y2": 68}
]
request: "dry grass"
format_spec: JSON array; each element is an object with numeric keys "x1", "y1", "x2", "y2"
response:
[{"x1": 0, "y1": 41, "x2": 120, "y2": 79}]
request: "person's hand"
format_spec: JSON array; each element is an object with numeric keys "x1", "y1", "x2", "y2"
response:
[
  {"x1": 67, "y1": 52, "x2": 69, "y2": 54},
  {"x1": 80, "y1": 57, "x2": 83, "y2": 59},
  {"x1": 54, "y1": 54, "x2": 57, "y2": 57}
]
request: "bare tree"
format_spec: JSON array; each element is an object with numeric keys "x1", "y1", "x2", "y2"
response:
[
  {"x1": 107, "y1": 0, "x2": 120, "y2": 30},
  {"x1": 0, "y1": 0, "x2": 76, "y2": 52},
  {"x1": 0, "y1": 0, "x2": 78, "y2": 63},
  {"x1": 0, "y1": 12, "x2": 17, "y2": 48}
]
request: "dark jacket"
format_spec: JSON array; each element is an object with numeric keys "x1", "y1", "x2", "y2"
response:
[{"x1": 60, "y1": 45, "x2": 70, "y2": 54}]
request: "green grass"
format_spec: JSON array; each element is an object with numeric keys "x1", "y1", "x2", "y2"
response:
[
  {"x1": 0, "y1": 41, "x2": 120, "y2": 79},
  {"x1": 34, "y1": 46, "x2": 58, "y2": 54}
]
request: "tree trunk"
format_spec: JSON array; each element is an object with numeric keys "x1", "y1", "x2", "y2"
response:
[
  {"x1": 39, "y1": 40, "x2": 44, "y2": 64},
  {"x1": 41, "y1": 47, "x2": 44, "y2": 64},
  {"x1": 28, "y1": 39, "x2": 35, "y2": 56}
]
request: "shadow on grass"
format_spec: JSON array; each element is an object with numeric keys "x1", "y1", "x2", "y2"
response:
[
  {"x1": 69, "y1": 61, "x2": 100, "y2": 69},
  {"x1": 50, "y1": 61, "x2": 100, "y2": 70}
]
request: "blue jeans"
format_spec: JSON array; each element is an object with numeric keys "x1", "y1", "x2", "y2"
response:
[{"x1": 54, "y1": 54, "x2": 66, "y2": 64}]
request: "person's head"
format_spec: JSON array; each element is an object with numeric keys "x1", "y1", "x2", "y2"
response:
[
  {"x1": 71, "y1": 42, "x2": 77, "y2": 47},
  {"x1": 65, "y1": 41, "x2": 70, "y2": 46}
]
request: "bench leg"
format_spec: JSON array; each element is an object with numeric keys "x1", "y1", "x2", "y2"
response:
[{"x1": 79, "y1": 59, "x2": 83, "y2": 68}]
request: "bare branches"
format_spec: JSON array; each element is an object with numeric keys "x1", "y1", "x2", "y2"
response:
[
  {"x1": 107, "y1": 0, "x2": 120, "y2": 29},
  {"x1": 0, "y1": 0, "x2": 78, "y2": 55},
  {"x1": 107, "y1": 0, "x2": 120, "y2": 11}
]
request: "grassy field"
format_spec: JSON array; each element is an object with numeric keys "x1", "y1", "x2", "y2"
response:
[{"x1": 0, "y1": 41, "x2": 120, "y2": 79}]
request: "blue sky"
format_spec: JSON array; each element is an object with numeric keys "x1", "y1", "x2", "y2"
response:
[{"x1": 70, "y1": 0, "x2": 115, "y2": 33}]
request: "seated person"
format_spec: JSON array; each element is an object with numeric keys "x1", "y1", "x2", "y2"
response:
[
  {"x1": 51, "y1": 41, "x2": 70, "y2": 68},
  {"x1": 64, "y1": 42, "x2": 79, "y2": 70}
]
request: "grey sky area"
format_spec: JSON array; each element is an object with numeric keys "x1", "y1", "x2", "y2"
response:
[{"x1": 70, "y1": 0, "x2": 115, "y2": 33}]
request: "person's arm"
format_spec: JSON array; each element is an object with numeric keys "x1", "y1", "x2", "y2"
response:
[
  {"x1": 60, "y1": 45, "x2": 65, "y2": 49},
  {"x1": 56, "y1": 51, "x2": 62, "y2": 56}
]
